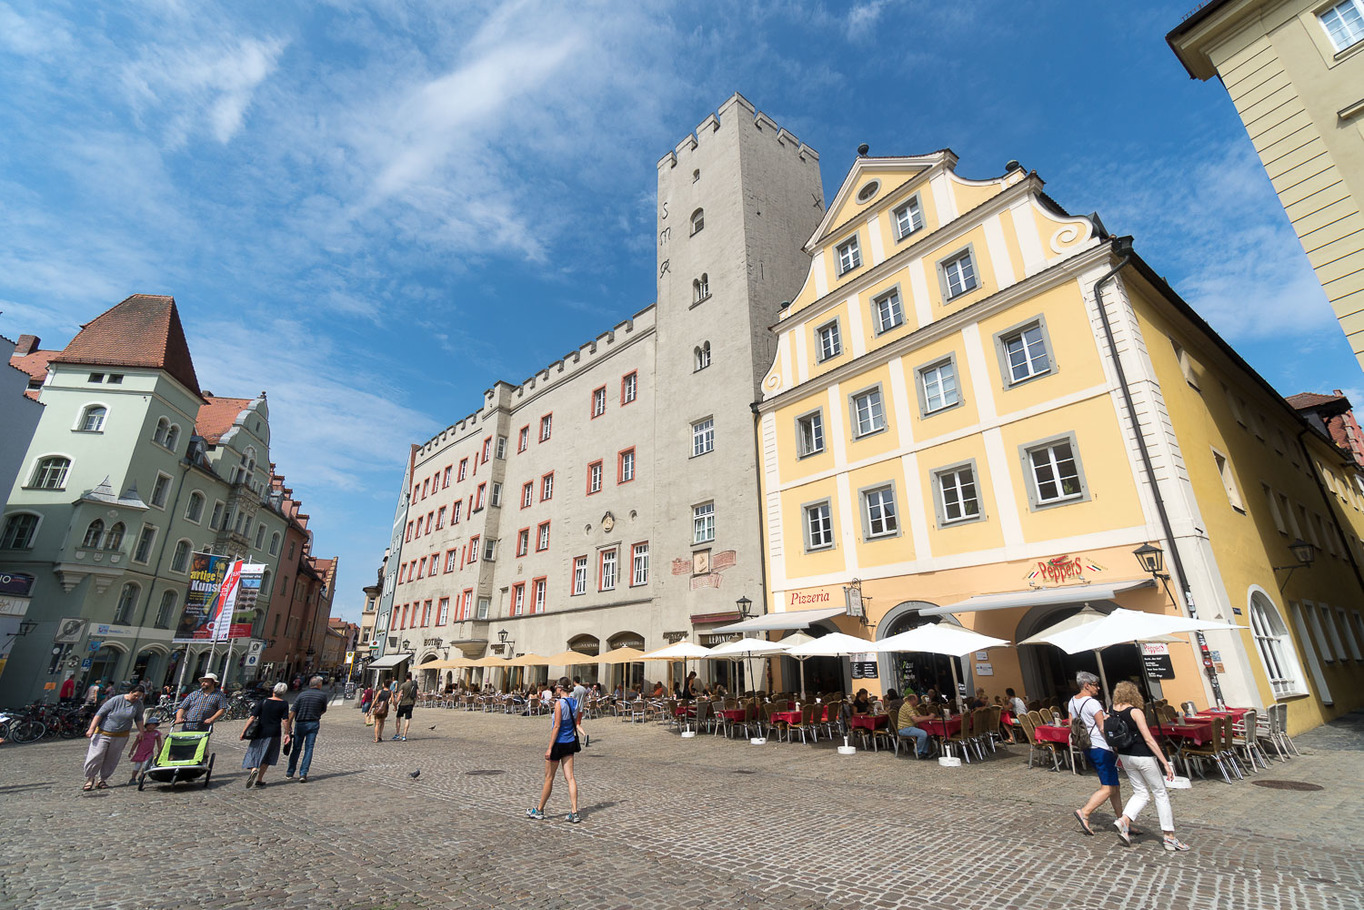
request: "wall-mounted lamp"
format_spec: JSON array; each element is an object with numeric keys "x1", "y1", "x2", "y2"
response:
[{"x1": 1272, "y1": 538, "x2": 1316, "y2": 590}]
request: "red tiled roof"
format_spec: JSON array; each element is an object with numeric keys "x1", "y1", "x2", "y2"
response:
[
  {"x1": 51, "y1": 294, "x2": 201, "y2": 396},
  {"x1": 196, "y1": 395, "x2": 253, "y2": 443},
  {"x1": 9, "y1": 349, "x2": 58, "y2": 385},
  {"x1": 1286, "y1": 392, "x2": 1347, "y2": 409}
]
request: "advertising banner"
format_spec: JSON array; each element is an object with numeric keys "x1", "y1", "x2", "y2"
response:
[
  {"x1": 173, "y1": 553, "x2": 231, "y2": 642},
  {"x1": 220, "y1": 563, "x2": 267, "y2": 640}
]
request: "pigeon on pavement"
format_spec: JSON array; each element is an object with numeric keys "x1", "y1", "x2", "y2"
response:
[{"x1": 409, "y1": 769, "x2": 421, "y2": 779}]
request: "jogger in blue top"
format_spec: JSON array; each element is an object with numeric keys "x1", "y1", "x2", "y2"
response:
[{"x1": 527, "y1": 676, "x2": 584, "y2": 823}]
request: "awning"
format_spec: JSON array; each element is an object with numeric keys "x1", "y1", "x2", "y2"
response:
[
  {"x1": 714, "y1": 606, "x2": 846, "y2": 633},
  {"x1": 365, "y1": 652, "x2": 414, "y2": 669},
  {"x1": 919, "y1": 580, "x2": 1155, "y2": 616}
]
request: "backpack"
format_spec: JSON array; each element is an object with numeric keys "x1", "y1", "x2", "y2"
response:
[
  {"x1": 1103, "y1": 708, "x2": 1142, "y2": 753},
  {"x1": 1069, "y1": 697, "x2": 1092, "y2": 751}
]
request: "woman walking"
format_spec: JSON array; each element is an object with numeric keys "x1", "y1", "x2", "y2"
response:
[
  {"x1": 1109, "y1": 681, "x2": 1191, "y2": 852},
  {"x1": 369, "y1": 684, "x2": 391, "y2": 743},
  {"x1": 242, "y1": 682, "x2": 291, "y2": 789},
  {"x1": 526, "y1": 677, "x2": 584, "y2": 823},
  {"x1": 82, "y1": 684, "x2": 146, "y2": 790}
]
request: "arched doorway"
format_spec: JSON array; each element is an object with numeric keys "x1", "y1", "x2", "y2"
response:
[
  {"x1": 607, "y1": 632, "x2": 645, "y2": 691},
  {"x1": 418, "y1": 654, "x2": 441, "y2": 693},
  {"x1": 1014, "y1": 601, "x2": 1145, "y2": 707},
  {"x1": 567, "y1": 635, "x2": 600, "y2": 686},
  {"x1": 875, "y1": 603, "x2": 960, "y2": 699},
  {"x1": 87, "y1": 644, "x2": 125, "y2": 689},
  {"x1": 132, "y1": 646, "x2": 166, "y2": 688}
]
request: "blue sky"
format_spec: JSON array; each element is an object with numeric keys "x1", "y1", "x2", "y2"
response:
[{"x1": 2, "y1": 1, "x2": 1357, "y2": 621}]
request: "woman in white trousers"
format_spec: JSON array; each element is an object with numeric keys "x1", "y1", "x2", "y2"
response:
[{"x1": 1109, "y1": 681, "x2": 1190, "y2": 852}]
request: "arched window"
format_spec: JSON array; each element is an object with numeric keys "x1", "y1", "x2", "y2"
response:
[
  {"x1": 693, "y1": 274, "x2": 709, "y2": 302},
  {"x1": 690, "y1": 208, "x2": 704, "y2": 235},
  {"x1": 269, "y1": 532, "x2": 280, "y2": 556},
  {"x1": 114, "y1": 582, "x2": 139, "y2": 624},
  {"x1": 694, "y1": 342, "x2": 711, "y2": 372},
  {"x1": 164, "y1": 423, "x2": 180, "y2": 452},
  {"x1": 31, "y1": 456, "x2": 71, "y2": 490},
  {"x1": 185, "y1": 491, "x2": 205, "y2": 523},
  {"x1": 243, "y1": 446, "x2": 257, "y2": 475},
  {"x1": 82, "y1": 519, "x2": 105, "y2": 549},
  {"x1": 1, "y1": 513, "x2": 40, "y2": 549},
  {"x1": 154, "y1": 590, "x2": 178, "y2": 628},
  {"x1": 104, "y1": 522, "x2": 125, "y2": 551},
  {"x1": 171, "y1": 539, "x2": 192, "y2": 573},
  {"x1": 78, "y1": 405, "x2": 107, "y2": 432},
  {"x1": 1249, "y1": 591, "x2": 1308, "y2": 699},
  {"x1": 153, "y1": 417, "x2": 170, "y2": 446}
]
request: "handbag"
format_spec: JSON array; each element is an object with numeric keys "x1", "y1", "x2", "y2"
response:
[
  {"x1": 240, "y1": 717, "x2": 258, "y2": 740},
  {"x1": 365, "y1": 713, "x2": 375, "y2": 727}
]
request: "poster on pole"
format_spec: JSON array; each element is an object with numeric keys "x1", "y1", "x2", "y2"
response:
[
  {"x1": 208, "y1": 560, "x2": 267, "y2": 641},
  {"x1": 173, "y1": 553, "x2": 231, "y2": 642}
]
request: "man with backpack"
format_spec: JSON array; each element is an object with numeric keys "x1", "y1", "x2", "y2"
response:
[
  {"x1": 1067, "y1": 671, "x2": 1125, "y2": 836},
  {"x1": 393, "y1": 673, "x2": 418, "y2": 741}
]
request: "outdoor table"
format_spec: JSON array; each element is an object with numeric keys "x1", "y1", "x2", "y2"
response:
[
  {"x1": 1150, "y1": 720, "x2": 1214, "y2": 746},
  {"x1": 1192, "y1": 707, "x2": 1250, "y2": 721},
  {"x1": 1032, "y1": 723, "x2": 1070, "y2": 745},
  {"x1": 914, "y1": 715, "x2": 961, "y2": 738},
  {"x1": 848, "y1": 714, "x2": 888, "y2": 732},
  {"x1": 719, "y1": 708, "x2": 747, "y2": 722}
]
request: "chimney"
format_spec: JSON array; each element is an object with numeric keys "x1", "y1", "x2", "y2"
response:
[{"x1": 14, "y1": 335, "x2": 40, "y2": 355}]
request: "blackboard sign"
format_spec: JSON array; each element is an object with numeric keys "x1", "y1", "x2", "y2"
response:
[
  {"x1": 1142, "y1": 652, "x2": 1175, "y2": 680},
  {"x1": 851, "y1": 661, "x2": 878, "y2": 679}
]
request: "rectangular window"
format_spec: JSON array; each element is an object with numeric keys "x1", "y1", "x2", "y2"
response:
[
  {"x1": 436, "y1": 506, "x2": 446, "y2": 529},
  {"x1": 474, "y1": 483, "x2": 486, "y2": 511},
  {"x1": 861, "y1": 485, "x2": 899, "y2": 538},
  {"x1": 540, "y1": 414, "x2": 552, "y2": 441},
  {"x1": 850, "y1": 387, "x2": 886, "y2": 437},
  {"x1": 599, "y1": 548, "x2": 618, "y2": 591},
  {"x1": 573, "y1": 556, "x2": 588, "y2": 595},
  {"x1": 693, "y1": 502, "x2": 715, "y2": 544},
  {"x1": 522, "y1": 482, "x2": 534, "y2": 508},
  {"x1": 416, "y1": 556, "x2": 427, "y2": 579},
  {"x1": 935, "y1": 464, "x2": 982, "y2": 525},
  {"x1": 1262, "y1": 484, "x2": 1286, "y2": 534},
  {"x1": 512, "y1": 583, "x2": 525, "y2": 616},
  {"x1": 481, "y1": 437, "x2": 492, "y2": 463},
  {"x1": 893, "y1": 197, "x2": 924, "y2": 240},
  {"x1": 816, "y1": 320, "x2": 842, "y2": 361},
  {"x1": 804, "y1": 501, "x2": 834, "y2": 550},
  {"x1": 210, "y1": 501, "x2": 224, "y2": 530},
  {"x1": 1321, "y1": 0, "x2": 1364, "y2": 50},
  {"x1": 458, "y1": 458, "x2": 468, "y2": 481},
  {"x1": 1024, "y1": 434, "x2": 1088, "y2": 509},
  {"x1": 541, "y1": 472, "x2": 554, "y2": 500},
  {"x1": 476, "y1": 596, "x2": 490, "y2": 620},
  {"x1": 451, "y1": 501, "x2": 462, "y2": 524},
  {"x1": 537, "y1": 521, "x2": 550, "y2": 551},
  {"x1": 1213, "y1": 450, "x2": 1245, "y2": 512},
  {"x1": 517, "y1": 528, "x2": 530, "y2": 557},
  {"x1": 871, "y1": 289, "x2": 904, "y2": 334},
  {"x1": 490, "y1": 482, "x2": 502, "y2": 507},
  {"x1": 442, "y1": 466, "x2": 451, "y2": 487},
  {"x1": 533, "y1": 578, "x2": 546, "y2": 614},
  {"x1": 796, "y1": 410, "x2": 825, "y2": 457},
  {"x1": 254, "y1": 525, "x2": 265, "y2": 549},
  {"x1": 151, "y1": 473, "x2": 171, "y2": 508},
  {"x1": 918, "y1": 357, "x2": 960, "y2": 414},
  {"x1": 996, "y1": 319, "x2": 1052, "y2": 385},
  {"x1": 133, "y1": 524, "x2": 157, "y2": 563},
  {"x1": 588, "y1": 461, "x2": 603, "y2": 494},
  {"x1": 437, "y1": 597, "x2": 450, "y2": 625},
  {"x1": 836, "y1": 236, "x2": 862, "y2": 275},
  {"x1": 622, "y1": 371, "x2": 638, "y2": 404},
  {"x1": 445, "y1": 550, "x2": 458, "y2": 572},
  {"x1": 940, "y1": 249, "x2": 978, "y2": 299},
  {"x1": 692, "y1": 417, "x2": 714, "y2": 457},
  {"x1": 468, "y1": 535, "x2": 480, "y2": 563},
  {"x1": 421, "y1": 479, "x2": 429, "y2": 499},
  {"x1": 518, "y1": 426, "x2": 529, "y2": 452},
  {"x1": 1338, "y1": 607, "x2": 1363, "y2": 661},
  {"x1": 592, "y1": 386, "x2": 607, "y2": 418},
  {"x1": 495, "y1": 436, "x2": 507, "y2": 460},
  {"x1": 619, "y1": 448, "x2": 636, "y2": 482},
  {"x1": 631, "y1": 542, "x2": 650, "y2": 586},
  {"x1": 484, "y1": 537, "x2": 496, "y2": 561}
]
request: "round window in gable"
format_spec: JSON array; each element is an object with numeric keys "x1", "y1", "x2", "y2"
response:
[{"x1": 856, "y1": 180, "x2": 880, "y2": 204}]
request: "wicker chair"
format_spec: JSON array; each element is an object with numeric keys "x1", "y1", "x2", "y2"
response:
[{"x1": 943, "y1": 711, "x2": 973, "y2": 763}]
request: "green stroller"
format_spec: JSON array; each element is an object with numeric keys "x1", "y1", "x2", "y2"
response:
[{"x1": 137, "y1": 728, "x2": 216, "y2": 790}]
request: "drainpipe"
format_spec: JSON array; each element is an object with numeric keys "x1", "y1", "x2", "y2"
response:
[
  {"x1": 1296, "y1": 428, "x2": 1364, "y2": 600},
  {"x1": 1091, "y1": 236, "x2": 1226, "y2": 708}
]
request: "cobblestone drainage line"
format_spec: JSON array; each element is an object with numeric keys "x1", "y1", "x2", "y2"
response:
[
  {"x1": 465, "y1": 770, "x2": 506, "y2": 776},
  {"x1": 1250, "y1": 780, "x2": 1323, "y2": 791},
  {"x1": 732, "y1": 770, "x2": 756, "y2": 774}
]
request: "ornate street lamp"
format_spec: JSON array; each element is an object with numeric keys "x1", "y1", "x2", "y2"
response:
[
  {"x1": 1273, "y1": 538, "x2": 1316, "y2": 589},
  {"x1": 735, "y1": 595, "x2": 753, "y2": 619},
  {"x1": 1132, "y1": 542, "x2": 1166, "y2": 578}
]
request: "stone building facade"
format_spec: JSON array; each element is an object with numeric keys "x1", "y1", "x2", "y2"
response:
[{"x1": 376, "y1": 95, "x2": 824, "y2": 687}]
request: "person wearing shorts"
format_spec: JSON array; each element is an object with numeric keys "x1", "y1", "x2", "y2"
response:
[
  {"x1": 526, "y1": 677, "x2": 584, "y2": 824},
  {"x1": 394, "y1": 673, "x2": 418, "y2": 741},
  {"x1": 1069, "y1": 671, "x2": 1125, "y2": 836}
]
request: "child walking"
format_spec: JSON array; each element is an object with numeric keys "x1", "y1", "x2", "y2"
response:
[{"x1": 127, "y1": 715, "x2": 164, "y2": 785}]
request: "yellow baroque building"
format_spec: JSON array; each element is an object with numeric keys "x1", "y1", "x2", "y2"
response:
[{"x1": 756, "y1": 151, "x2": 1364, "y2": 734}]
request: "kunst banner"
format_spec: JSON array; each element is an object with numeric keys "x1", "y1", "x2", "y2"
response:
[
  {"x1": 173, "y1": 553, "x2": 231, "y2": 642},
  {"x1": 216, "y1": 562, "x2": 267, "y2": 640}
]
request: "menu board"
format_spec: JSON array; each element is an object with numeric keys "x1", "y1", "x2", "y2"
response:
[
  {"x1": 1141, "y1": 643, "x2": 1175, "y2": 680},
  {"x1": 850, "y1": 652, "x2": 878, "y2": 679}
]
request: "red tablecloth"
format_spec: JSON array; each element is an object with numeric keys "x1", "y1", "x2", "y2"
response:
[
  {"x1": 1192, "y1": 707, "x2": 1250, "y2": 721},
  {"x1": 1151, "y1": 720, "x2": 1214, "y2": 745},
  {"x1": 1033, "y1": 723, "x2": 1070, "y2": 745},
  {"x1": 914, "y1": 716, "x2": 962, "y2": 738},
  {"x1": 771, "y1": 706, "x2": 829, "y2": 724},
  {"x1": 719, "y1": 709, "x2": 747, "y2": 722},
  {"x1": 849, "y1": 714, "x2": 888, "y2": 732}
]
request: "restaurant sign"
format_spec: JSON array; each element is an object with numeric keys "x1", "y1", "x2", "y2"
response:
[
  {"x1": 1024, "y1": 555, "x2": 1106, "y2": 585},
  {"x1": 850, "y1": 652, "x2": 878, "y2": 679},
  {"x1": 1141, "y1": 643, "x2": 1175, "y2": 680}
]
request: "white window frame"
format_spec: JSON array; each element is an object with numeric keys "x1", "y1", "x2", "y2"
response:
[
  {"x1": 599, "y1": 548, "x2": 618, "y2": 591},
  {"x1": 859, "y1": 483, "x2": 900, "y2": 540},
  {"x1": 1249, "y1": 592, "x2": 1309, "y2": 699},
  {"x1": 537, "y1": 522, "x2": 550, "y2": 551},
  {"x1": 1320, "y1": 0, "x2": 1364, "y2": 50},
  {"x1": 815, "y1": 319, "x2": 842, "y2": 362},
  {"x1": 592, "y1": 387, "x2": 607, "y2": 417},
  {"x1": 694, "y1": 342, "x2": 711, "y2": 371},
  {"x1": 631, "y1": 543, "x2": 649, "y2": 586},
  {"x1": 171, "y1": 539, "x2": 193, "y2": 574},
  {"x1": 1212, "y1": 449, "x2": 1246, "y2": 513},
  {"x1": 533, "y1": 578, "x2": 546, "y2": 613},
  {"x1": 836, "y1": 235, "x2": 862, "y2": 275},
  {"x1": 132, "y1": 523, "x2": 158, "y2": 564},
  {"x1": 622, "y1": 372, "x2": 638, "y2": 403},
  {"x1": 693, "y1": 501, "x2": 715, "y2": 544},
  {"x1": 77, "y1": 404, "x2": 108, "y2": 433},
  {"x1": 691, "y1": 417, "x2": 715, "y2": 457},
  {"x1": 573, "y1": 556, "x2": 588, "y2": 595},
  {"x1": 994, "y1": 317, "x2": 1054, "y2": 386},
  {"x1": 938, "y1": 246, "x2": 979, "y2": 300},
  {"x1": 871, "y1": 287, "x2": 905, "y2": 334},
  {"x1": 539, "y1": 414, "x2": 552, "y2": 441},
  {"x1": 150, "y1": 472, "x2": 172, "y2": 509},
  {"x1": 803, "y1": 500, "x2": 834, "y2": 551},
  {"x1": 540, "y1": 473, "x2": 554, "y2": 501},
  {"x1": 619, "y1": 449, "x2": 636, "y2": 482},
  {"x1": 1, "y1": 512, "x2": 40, "y2": 549},
  {"x1": 796, "y1": 409, "x2": 825, "y2": 458},
  {"x1": 522, "y1": 482, "x2": 534, "y2": 508},
  {"x1": 917, "y1": 355, "x2": 961, "y2": 416},
  {"x1": 892, "y1": 196, "x2": 924, "y2": 241},
  {"x1": 185, "y1": 491, "x2": 205, "y2": 524},
  {"x1": 849, "y1": 385, "x2": 887, "y2": 438},
  {"x1": 30, "y1": 455, "x2": 71, "y2": 490},
  {"x1": 1021, "y1": 432, "x2": 1089, "y2": 510},
  {"x1": 490, "y1": 482, "x2": 502, "y2": 507},
  {"x1": 589, "y1": 462, "x2": 603, "y2": 494},
  {"x1": 934, "y1": 461, "x2": 984, "y2": 526}
]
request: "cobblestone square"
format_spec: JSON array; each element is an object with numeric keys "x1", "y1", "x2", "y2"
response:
[{"x1": 2, "y1": 703, "x2": 1361, "y2": 910}]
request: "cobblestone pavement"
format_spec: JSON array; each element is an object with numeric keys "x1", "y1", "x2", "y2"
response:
[{"x1": 2, "y1": 702, "x2": 1361, "y2": 910}]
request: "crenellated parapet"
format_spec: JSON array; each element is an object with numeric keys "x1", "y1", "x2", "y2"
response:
[{"x1": 657, "y1": 92, "x2": 818, "y2": 172}]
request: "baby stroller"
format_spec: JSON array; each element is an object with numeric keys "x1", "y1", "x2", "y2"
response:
[{"x1": 137, "y1": 727, "x2": 216, "y2": 790}]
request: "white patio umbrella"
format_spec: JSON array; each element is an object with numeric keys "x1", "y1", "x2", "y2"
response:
[
  {"x1": 708, "y1": 637, "x2": 786, "y2": 695},
  {"x1": 784, "y1": 632, "x2": 878, "y2": 698},
  {"x1": 639, "y1": 641, "x2": 713, "y2": 696},
  {"x1": 1017, "y1": 606, "x2": 1182, "y2": 701},
  {"x1": 873, "y1": 625, "x2": 1010, "y2": 710}
]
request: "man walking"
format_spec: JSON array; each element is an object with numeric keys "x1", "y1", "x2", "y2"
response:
[
  {"x1": 393, "y1": 673, "x2": 418, "y2": 741},
  {"x1": 175, "y1": 672, "x2": 229, "y2": 731},
  {"x1": 285, "y1": 676, "x2": 329, "y2": 782}
]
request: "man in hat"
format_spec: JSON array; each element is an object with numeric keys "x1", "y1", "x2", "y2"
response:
[{"x1": 175, "y1": 672, "x2": 230, "y2": 731}]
